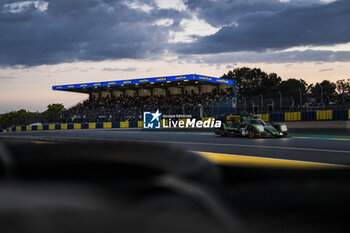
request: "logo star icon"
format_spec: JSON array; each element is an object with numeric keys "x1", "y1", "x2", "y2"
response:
[{"x1": 151, "y1": 110, "x2": 161, "y2": 122}]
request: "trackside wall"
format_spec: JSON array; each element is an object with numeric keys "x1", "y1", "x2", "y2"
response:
[{"x1": 5, "y1": 109, "x2": 350, "y2": 132}]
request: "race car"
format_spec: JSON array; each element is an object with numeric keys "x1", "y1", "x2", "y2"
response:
[{"x1": 215, "y1": 116, "x2": 288, "y2": 138}]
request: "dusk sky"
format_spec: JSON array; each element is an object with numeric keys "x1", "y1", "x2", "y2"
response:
[{"x1": 0, "y1": 0, "x2": 349, "y2": 113}]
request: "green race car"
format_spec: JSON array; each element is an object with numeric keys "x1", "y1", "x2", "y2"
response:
[{"x1": 215, "y1": 116, "x2": 288, "y2": 138}]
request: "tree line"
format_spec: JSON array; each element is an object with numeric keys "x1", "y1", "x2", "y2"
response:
[
  {"x1": 0, "y1": 104, "x2": 65, "y2": 129},
  {"x1": 221, "y1": 67, "x2": 350, "y2": 105}
]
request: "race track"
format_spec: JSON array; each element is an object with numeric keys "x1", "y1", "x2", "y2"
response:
[{"x1": 1, "y1": 129, "x2": 350, "y2": 167}]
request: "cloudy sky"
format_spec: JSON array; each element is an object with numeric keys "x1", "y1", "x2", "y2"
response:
[{"x1": 0, "y1": 0, "x2": 349, "y2": 113}]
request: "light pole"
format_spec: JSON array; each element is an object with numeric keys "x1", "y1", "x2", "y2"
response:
[
  {"x1": 290, "y1": 96, "x2": 295, "y2": 112},
  {"x1": 341, "y1": 81, "x2": 345, "y2": 104},
  {"x1": 278, "y1": 91, "x2": 282, "y2": 111},
  {"x1": 242, "y1": 97, "x2": 247, "y2": 111},
  {"x1": 320, "y1": 84, "x2": 324, "y2": 105},
  {"x1": 260, "y1": 94, "x2": 263, "y2": 112},
  {"x1": 270, "y1": 98, "x2": 274, "y2": 112},
  {"x1": 298, "y1": 88, "x2": 302, "y2": 107}
]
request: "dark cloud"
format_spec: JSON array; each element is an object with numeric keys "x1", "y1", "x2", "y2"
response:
[
  {"x1": 184, "y1": 0, "x2": 287, "y2": 27},
  {"x1": 183, "y1": 0, "x2": 332, "y2": 27},
  {"x1": 177, "y1": 0, "x2": 350, "y2": 54},
  {"x1": 1, "y1": 0, "x2": 349, "y2": 66},
  {"x1": 187, "y1": 50, "x2": 350, "y2": 64},
  {"x1": 0, "y1": 0, "x2": 187, "y2": 66}
]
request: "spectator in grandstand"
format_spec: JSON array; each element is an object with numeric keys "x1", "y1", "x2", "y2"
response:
[{"x1": 58, "y1": 88, "x2": 233, "y2": 123}]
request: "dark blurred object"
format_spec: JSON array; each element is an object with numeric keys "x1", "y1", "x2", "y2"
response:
[
  {"x1": 1, "y1": 139, "x2": 350, "y2": 233},
  {"x1": 0, "y1": 139, "x2": 233, "y2": 233}
]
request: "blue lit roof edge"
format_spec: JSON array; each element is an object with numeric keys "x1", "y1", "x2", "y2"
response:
[{"x1": 52, "y1": 74, "x2": 233, "y2": 90}]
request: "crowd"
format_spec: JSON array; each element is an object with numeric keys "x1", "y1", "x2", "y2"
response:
[{"x1": 60, "y1": 88, "x2": 233, "y2": 122}]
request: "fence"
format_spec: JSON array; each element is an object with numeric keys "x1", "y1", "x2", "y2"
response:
[
  {"x1": 204, "y1": 98, "x2": 236, "y2": 117},
  {"x1": 235, "y1": 95, "x2": 350, "y2": 114}
]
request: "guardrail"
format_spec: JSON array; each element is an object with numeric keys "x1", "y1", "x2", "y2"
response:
[
  {"x1": 225, "y1": 109, "x2": 350, "y2": 123},
  {"x1": 7, "y1": 121, "x2": 143, "y2": 132},
  {"x1": 5, "y1": 109, "x2": 350, "y2": 132},
  {"x1": 269, "y1": 109, "x2": 349, "y2": 122}
]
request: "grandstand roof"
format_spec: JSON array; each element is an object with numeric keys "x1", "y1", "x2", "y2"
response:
[{"x1": 52, "y1": 74, "x2": 233, "y2": 93}]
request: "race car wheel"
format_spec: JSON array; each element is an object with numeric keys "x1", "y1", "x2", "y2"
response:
[
  {"x1": 220, "y1": 131, "x2": 228, "y2": 137},
  {"x1": 248, "y1": 127, "x2": 256, "y2": 138}
]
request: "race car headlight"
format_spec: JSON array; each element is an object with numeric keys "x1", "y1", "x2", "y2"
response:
[
  {"x1": 257, "y1": 125, "x2": 264, "y2": 132},
  {"x1": 280, "y1": 125, "x2": 288, "y2": 132}
]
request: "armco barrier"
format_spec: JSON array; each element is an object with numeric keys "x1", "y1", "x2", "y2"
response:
[
  {"x1": 226, "y1": 109, "x2": 349, "y2": 123},
  {"x1": 302, "y1": 111, "x2": 315, "y2": 121},
  {"x1": 103, "y1": 122, "x2": 112, "y2": 129},
  {"x1": 5, "y1": 110, "x2": 350, "y2": 133},
  {"x1": 120, "y1": 122, "x2": 129, "y2": 128},
  {"x1": 333, "y1": 110, "x2": 348, "y2": 120},
  {"x1": 316, "y1": 110, "x2": 332, "y2": 120},
  {"x1": 270, "y1": 113, "x2": 284, "y2": 122},
  {"x1": 96, "y1": 122, "x2": 103, "y2": 129},
  {"x1": 7, "y1": 121, "x2": 139, "y2": 132},
  {"x1": 88, "y1": 123, "x2": 96, "y2": 129},
  {"x1": 81, "y1": 123, "x2": 89, "y2": 129},
  {"x1": 285, "y1": 112, "x2": 301, "y2": 121},
  {"x1": 129, "y1": 121, "x2": 137, "y2": 128},
  {"x1": 112, "y1": 122, "x2": 120, "y2": 128}
]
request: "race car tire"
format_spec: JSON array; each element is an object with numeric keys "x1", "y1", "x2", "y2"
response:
[
  {"x1": 248, "y1": 127, "x2": 257, "y2": 138},
  {"x1": 220, "y1": 131, "x2": 228, "y2": 137}
]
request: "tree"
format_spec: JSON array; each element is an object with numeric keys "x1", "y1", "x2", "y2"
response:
[
  {"x1": 0, "y1": 109, "x2": 31, "y2": 128},
  {"x1": 42, "y1": 103, "x2": 65, "y2": 122},
  {"x1": 309, "y1": 80, "x2": 337, "y2": 104},
  {"x1": 0, "y1": 104, "x2": 65, "y2": 128},
  {"x1": 336, "y1": 78, "x2": 350, "y2": 103},
  {"x1": 221, "y1": 67, "x2": 281, "y2": 98},
  {"x1": 278, "y1": 79, "x2": 308, "y2": 105}
]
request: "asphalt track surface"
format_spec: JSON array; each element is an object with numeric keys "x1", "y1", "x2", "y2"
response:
[{"x1": 1, "y1": 129, "x2": 350, "y2": 167}]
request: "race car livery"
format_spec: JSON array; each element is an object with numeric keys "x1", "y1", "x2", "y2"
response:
[{"x1": 215, "y1": 116, "x2": 288, "y2": 138}]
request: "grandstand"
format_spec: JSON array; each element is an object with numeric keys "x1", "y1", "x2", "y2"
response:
[{"x1": 52, "y1": 74, "x2": 236, "y2": 122}]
